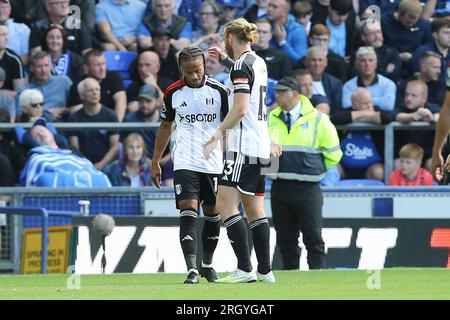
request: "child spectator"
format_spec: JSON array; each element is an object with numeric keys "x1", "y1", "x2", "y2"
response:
[
  {"x1": 389, "y1": 143, "x2": 434, "y2": 186},
  {"x1": 292, "y1": 0, "x2": 313, "y2": 36}
]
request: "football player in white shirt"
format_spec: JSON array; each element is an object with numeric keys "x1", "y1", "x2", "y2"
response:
[
  {"x1": 204, "y1": 18, "x2": 282, "y2": 283},
  {"x1": 152, "y1": 46, "x2": 228, "y2": 284}
]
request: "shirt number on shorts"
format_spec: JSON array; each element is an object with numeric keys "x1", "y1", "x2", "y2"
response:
[{"x1": 223, "y1": 160, "x2": 235, "y2": 176}]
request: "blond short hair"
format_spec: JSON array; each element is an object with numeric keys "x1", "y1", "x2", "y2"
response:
[{"x1": 399, "y1": 143, "x2": 424, "y2": 161}]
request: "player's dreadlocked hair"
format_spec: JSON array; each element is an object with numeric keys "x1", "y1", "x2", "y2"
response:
[{"x1": 177, "y1": 46, "x2": 205, "y2": 73}]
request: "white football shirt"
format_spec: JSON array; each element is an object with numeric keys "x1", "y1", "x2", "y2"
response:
[
  {"x1": 161, "y1": 76, "x2": 228, "y2": 174},
  {"x1": 226, "y1": 51, "x2": 271, "y2": 159}
]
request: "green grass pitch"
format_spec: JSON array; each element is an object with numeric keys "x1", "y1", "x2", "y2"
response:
[{"x1": 0, "y1": 268, "x2": 449, "y2": 300}]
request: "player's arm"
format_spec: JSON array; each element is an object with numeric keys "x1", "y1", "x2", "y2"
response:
[
  {"x1": 205, "y1": 92, "x2": 249, "y2": 159},
  {"x1": 432, "y1": 91, "x2": 450, "y2": 180},
  {"x1": 151, "y1": 121, "x2": 173, "y2": 188}
]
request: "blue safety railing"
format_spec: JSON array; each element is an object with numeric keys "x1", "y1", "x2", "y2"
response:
[{"x1": 0, "y1": 206, "x2": 80, "y2": 274}]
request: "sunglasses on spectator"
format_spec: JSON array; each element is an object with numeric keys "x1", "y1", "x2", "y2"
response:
[{"x1": 31, "y1": 102, "x2": 43, "y2": 108}]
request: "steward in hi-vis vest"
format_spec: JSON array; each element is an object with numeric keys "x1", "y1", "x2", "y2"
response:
[{"x1": 268, "y1": 76, "x2": 342, "y2": 270}]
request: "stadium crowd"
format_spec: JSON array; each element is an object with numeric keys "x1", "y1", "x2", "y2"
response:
[{"x1": 0, "y1": 0, "x2": 449, "y2": 188}]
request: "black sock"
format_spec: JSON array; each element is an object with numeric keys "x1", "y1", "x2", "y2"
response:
[
  {"x1": 202, "y1": 214, "x2": 221, "y2": 266},
  {"x1": 250, "y1": 218, "x2": 271, "y2": 274},
  {"x1": 224, "y1": 214, "x2": 252, "y2": 272},
  {"x1": 179, "y1": 209, "x2": 198, "y2": 271}
]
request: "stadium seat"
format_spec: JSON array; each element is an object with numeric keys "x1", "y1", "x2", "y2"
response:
[
  {"x1": 336, "y1": 179, "x2": 385, "y2": 187},
  {"x1": 103, "y1": 51, "x2": 137, "y2": 87}
]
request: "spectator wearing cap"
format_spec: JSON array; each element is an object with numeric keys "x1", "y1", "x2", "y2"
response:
[
  {"x1": 19, "y1": 116, "x2": 111, "y2": 188},
  {"x1": 95, "y1": 0, "x2": 146, "y2": 52},
  {"x1": 267, "y1": 0, "x2": 308, "y2": 64},
  {"x1": 67, "y1": 77, "x2": 120, "y2": 171},
  {"x1": 127, "y1": 50, "x2": 170, "y2": 112},
  {"x1": 67, "y1": 49, "x2": 127, "y2": 122},
  {"x1": 16, "y1": 116, "x2": 68, "y2": 156},
  {"x1": 268, "y1": 75, "x2": 342, "y2": 270},
  {"x1": 0, "y1": 66, "x2": 15, "y2": 123},
  {"x1": 381, "y1": 0, "x2": 433, "y2": 78},
  {"x1": 146, "y1": 26, "x2": 179, "y2": 83},
  {"x1": 0, "y1": 0, "x2": 30, "y2": 65},
  {"x1": 0, "y1": 23, "x2": 26, "y2": 97},
  {"x1": 137, "y1": 0, "x2": 193, "y2": 51},
  {"x1": 254, "y1": 19, "x2": 292, "y2": 81},
  {"x1": 342, "y1": 46, "x2": 397, "y2": 112},
  {"x1": 190, "y1": 0, "x2": 224, "y2": 52},
  {"x1": 16, "y1": 51, "x2": 72, "y2": 122},
  {"x1": 244, "y1": 0, "x2": 269, "y2": 23},
  {"x1": 123, "y1": 84, "x2": 173, "y2": 186}
]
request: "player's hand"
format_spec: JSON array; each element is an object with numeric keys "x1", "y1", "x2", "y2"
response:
[
  {"x1": 432, "y1": 152, "x2": 444, "y2": 181},
  {"x1": 270, "y1": 141, "x2": 282, "y2": 158},
  {"x1": 204, "y1": 131, "x2": 222, "y2": 160},
  {"x1": 207, "y1": 46, "x2": 227, "y2": 61},
  {"x1": 442, "y1": 154, "x2": 450, "y2": 174},
  {"x1": 151, "y1": 161, "x2": 162, "y2": 188}
]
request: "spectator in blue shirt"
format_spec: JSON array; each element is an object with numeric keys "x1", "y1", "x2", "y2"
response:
[
  {"x1": 381, "y1": 0, "x2": 432, "y2": 78},
  {"x1": 0, "y1": 0, "x2": 30, "y2": 65},
  {"x1": 342, "y1": 46, "x2": 397, "y2": 111},
  {"x1": 143, "y1": 0, "x2": 202, "y2": 32},
  {"x1": 16, "y1": 51, "x2": 72, "y2": 121},
  {"x1": 137, "y1": 0, "x2": 192, "y2": 51},
  {"x1": 95, "y1": 0, "x2": 146, "y2": 52},
  {"x1": 411, "y1": 18, "x2": 450, "y2": 83},
  {"x1": 267, "y1": 0, "x2": 308, "y2": 63},
  {"x1": 323, "y1": 0, "x2": 357, "y2": 60}
]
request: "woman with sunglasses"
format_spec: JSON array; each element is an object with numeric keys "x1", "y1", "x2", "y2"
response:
[
  {"x1": 17, "y1": 89, "x2": 52, "y2": 122},
  {"x1": 16, "y1": 89, "x2": 68, "y2": 156}
]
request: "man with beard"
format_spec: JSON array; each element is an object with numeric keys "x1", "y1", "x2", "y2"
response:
[{"x1": 152, "y1": 46, "x2": 229, "y2": 284}]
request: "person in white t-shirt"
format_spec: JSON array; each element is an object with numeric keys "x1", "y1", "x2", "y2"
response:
[
  {"x1": 151, "y1": 46, "x2": 228, "y2": 284},
  {"x1": 204, "y1": 18, "x2": 282, "y2": 284}
]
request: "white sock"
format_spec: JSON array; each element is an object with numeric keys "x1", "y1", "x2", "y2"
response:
[
  {"x1": 188, "y1": 268, "x2": 199, "y2": 275},
  {"x1": 201, "y1": 261, "x2": 213, "y2": 268}
]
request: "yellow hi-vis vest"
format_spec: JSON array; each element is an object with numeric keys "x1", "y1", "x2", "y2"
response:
[{"x1": 268, "y1": 95, "x2": 343, "y2": 182}]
